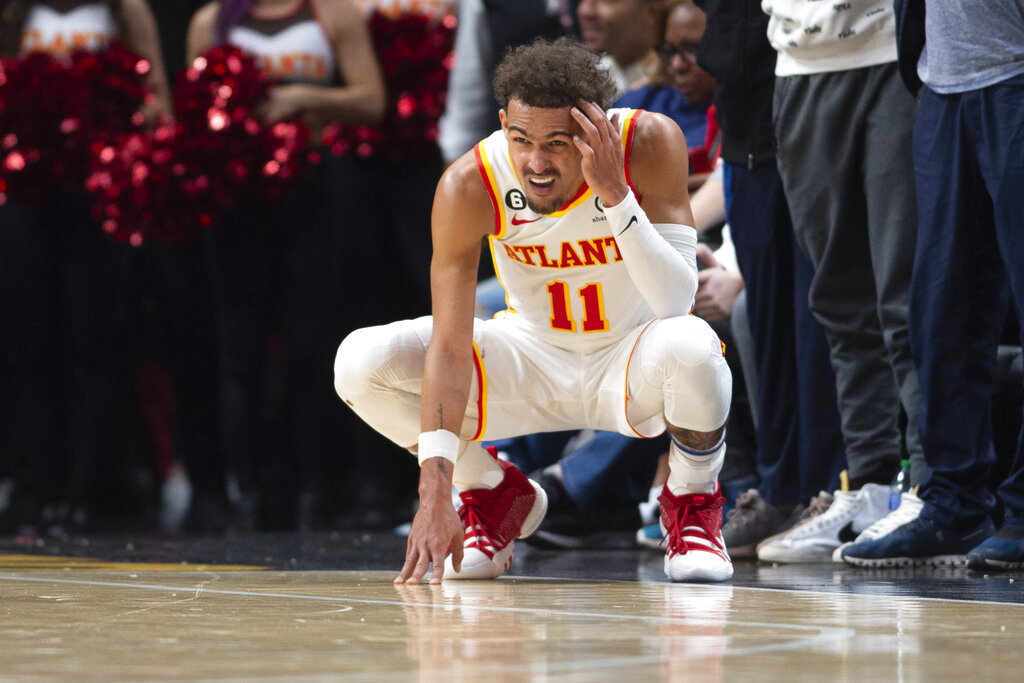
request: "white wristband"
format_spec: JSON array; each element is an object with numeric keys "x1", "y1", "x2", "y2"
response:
[{"x1": 417, "y1": 429, "x2": 460, "y2": 466}]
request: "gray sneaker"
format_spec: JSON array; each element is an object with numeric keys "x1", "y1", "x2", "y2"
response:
[{"x1": 721, "y1": 489, "x2": 804, "y2": 559}]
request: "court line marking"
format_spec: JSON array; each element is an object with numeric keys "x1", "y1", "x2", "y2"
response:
[{"x1": 0, "y1": 573, "x2": 853, "y2": 658}]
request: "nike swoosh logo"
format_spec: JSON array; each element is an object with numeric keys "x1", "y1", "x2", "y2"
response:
[
  {"x1": 616, "y1": 215, "x2": 638, "y2": 236},
  {"x1": 511, "y1": 214, "x2": 542, "y2": 225}
]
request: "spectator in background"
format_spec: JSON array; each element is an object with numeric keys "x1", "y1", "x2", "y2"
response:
[
  {"x1": 617, "y1": 0, "x2": 714, "y2": 190},
  {"x1": 843, "y1": 0, "x2": 1024, "y2": 570},
  {"x1": 576, "y1": 0, "x2": 657, "y2": 91},
  {"x1": 754, "y1": 0, "x2": 924, "y2": 560},
  {"x1": 694, "y1": 0, "x2": 851, "y2": 562},
  {"x1": 186, "y1": 0, "x2": 385, "y2": 531},
  {"x1": 0, "y1": 0, "x2": 172, "y2": 535}
]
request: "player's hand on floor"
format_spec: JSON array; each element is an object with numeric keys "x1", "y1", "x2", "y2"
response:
[{"x1": 396, "y1": 494, "x2": 464, "y2": 584}]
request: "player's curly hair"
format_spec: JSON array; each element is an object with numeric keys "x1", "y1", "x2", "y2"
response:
[{"x1": 492, "y1": 37, "x2": 620, "y2": 111}]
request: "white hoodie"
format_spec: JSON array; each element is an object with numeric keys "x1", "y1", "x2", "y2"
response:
[{"x1": 762, "y1": 0, "x2": 897, "y2": 76}]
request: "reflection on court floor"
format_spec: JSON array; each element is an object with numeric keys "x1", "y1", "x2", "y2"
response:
[{"x1": 1, "y1": 569, "x2": 1021, "y2": 681}]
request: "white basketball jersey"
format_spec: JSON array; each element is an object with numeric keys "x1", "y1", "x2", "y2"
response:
[
  {"x1": 475, "y1": 108, "x2": 652, "y2": 353},
  {"x1": 229, "y1": 0, "x2": 336, "y2": 85},
  {"x1": 20, "y1": 3, "x2": 116, "y2": 55}
]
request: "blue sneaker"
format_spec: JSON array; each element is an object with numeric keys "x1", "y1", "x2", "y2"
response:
[
  {"x1": 967, "y1": 518, "x2": 1024, "y2": 570},
  {"x1": 840, "y1": 515, "x2": 994, "y2": 568}
]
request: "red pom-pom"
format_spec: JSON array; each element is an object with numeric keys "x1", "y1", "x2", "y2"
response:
[
  {"x1": 86, "y1": 44, "x2": 320, "y2": 245},
  {"x1": 328, "y1": 10, "x2": 455, "y2": 162},
  {"x1": 86, "y1": 119, "x2": 222, "y2": 246},
  {"x1": 170, "y1": 44, "x2": 316, "y2": 212},
  {"x1": 0, "y1": 43, "x2": 149, "y2": 205}
]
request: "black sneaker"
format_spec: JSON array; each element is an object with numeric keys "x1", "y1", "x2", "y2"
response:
[{"x1": 841, "y1": 515, "x2": 994, "y2": 567}]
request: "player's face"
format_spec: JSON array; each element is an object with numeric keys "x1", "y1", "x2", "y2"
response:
[{"x1": 501, "y1": 99, "x2": 586, "y2": 215}]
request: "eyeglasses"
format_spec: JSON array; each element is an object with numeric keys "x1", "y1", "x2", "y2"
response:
[{"x1": 654, "y1": 40, "x2": 698, "y2": 65}]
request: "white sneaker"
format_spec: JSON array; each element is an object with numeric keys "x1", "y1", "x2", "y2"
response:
[
  {"x1": 755, "y1": 490, "x2": 834, "y2": 554},
  {"x1": 757, "y1": 483, "x2": 891, "y2": 563},
  {"x1": 831, "y1": 490, "x2": 924, "y2": 562}
]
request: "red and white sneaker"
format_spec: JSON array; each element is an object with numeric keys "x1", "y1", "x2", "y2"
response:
[
  {"x1": 444, "y1": 459, "x2": 548, "y2": 580},
  {"x1": 659, "y1": 485, "x2": 733, "y2": 582}
]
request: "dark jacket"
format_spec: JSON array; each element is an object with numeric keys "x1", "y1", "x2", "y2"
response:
[{"x1": 695, "y1": 0, "x2": 776, "y2": 168}]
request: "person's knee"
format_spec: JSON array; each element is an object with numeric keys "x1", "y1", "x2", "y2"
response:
[
  {"x1": 333, "y1": 326, "x2": 389, "y2": 402},
  {"x1": 648, "y1": 315, "x2": 724, "y2": 369},
  {"x1": 334, "y1": 321, "x2": 426, "y2": 404},
  {"x1": 334, "y1": 328, "x2": 367, "y2": 401},
  {"x1": 646, "y1": 317, "x2": 731, "y2": 432}
]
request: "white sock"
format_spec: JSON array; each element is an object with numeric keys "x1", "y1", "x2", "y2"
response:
[
  {"x1": 451, "y1": 441, "x2": 505, "y2": 491},
  {"x1": 666, "y1": 436, "x2": 725, "y2": 496}
]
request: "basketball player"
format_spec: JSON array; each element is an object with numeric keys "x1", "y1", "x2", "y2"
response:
[{"x1": 335, "y1": 38, "x2": 733, "y2": 584}]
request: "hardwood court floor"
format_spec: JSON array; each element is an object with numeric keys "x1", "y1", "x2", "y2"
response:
[{"x1": 1, "y1": 530, "x2": 1022, "y2": 681}]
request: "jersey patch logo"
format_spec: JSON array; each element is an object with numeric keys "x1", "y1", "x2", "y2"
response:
[
  {"x1": 504, "y1": 189, "x2": 527, "y2": 210},
  {"x1": 594, "y1": 196, "x2": 605, "y2": 212}
]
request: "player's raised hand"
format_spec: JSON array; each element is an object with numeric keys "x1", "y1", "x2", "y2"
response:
[{"x1": 571, "y1": 100, "x2": 629, "y2": 208}]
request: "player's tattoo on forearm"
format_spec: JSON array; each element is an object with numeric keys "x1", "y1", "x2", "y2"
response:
[
  {"x1": 436, "y1": 458, "x2": 448, "y2": 479},
  {"x1": 436, "y1": 405, "x2": 444, "y2": 430}
]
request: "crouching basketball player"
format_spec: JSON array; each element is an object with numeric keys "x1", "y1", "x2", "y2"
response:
[{"x1": 334, "y1": 38, "x2": 732, "y2": 584}]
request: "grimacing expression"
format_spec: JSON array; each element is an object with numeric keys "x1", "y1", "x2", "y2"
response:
[{"x1": 501, "y1": 100, "x2": 587, "y2": 216}]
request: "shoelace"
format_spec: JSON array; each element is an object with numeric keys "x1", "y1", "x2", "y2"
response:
[
  {"x1": 666, "y1": 496, "x2": 725, "y2": 555},
  {"x1": 801, "y1": 492, "x2": 834, "y2": 521},
  {"x1": 458, "y1": 502, "x2": 497, "y2": 559},
  {"x1": 797, "y1": 492, "x2": 854, "y2": 534}
]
